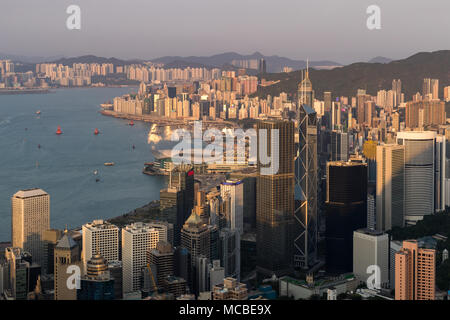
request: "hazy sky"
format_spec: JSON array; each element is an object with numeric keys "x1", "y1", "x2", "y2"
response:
[{"x1": 1, "y1": 0, "x2": 449, "y2": 64}]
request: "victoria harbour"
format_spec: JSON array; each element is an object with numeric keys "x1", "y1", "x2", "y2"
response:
[{"x1": 0, "y1": 87, "x2": 166, "y2": 240}]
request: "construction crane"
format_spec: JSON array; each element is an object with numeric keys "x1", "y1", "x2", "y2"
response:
[{"x1": 147, "y1": 263, "x2": 159, "y2": 295}]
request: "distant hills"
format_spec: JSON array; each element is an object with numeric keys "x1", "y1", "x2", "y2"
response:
[
  {"x1": 254, "y1": 50, "x2": 450, "y2": 101},
  {"x1": 151, "y1": 51, "x2": 341, "y2": 73},
  {"x1": 367, "y1": 56, "x2": 392, "y2": 64}
]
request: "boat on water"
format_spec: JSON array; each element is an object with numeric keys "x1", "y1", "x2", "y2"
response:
[
  {"x1": 132, "y1": 145, "x2": 135, "y2": 150},
  {"x1": 93, "y1": 170, "x2": 98, "y2": 175},
  {"x1": 129, "y1": 120, "x2": 134, "y2": 126},
  {"x1": 38, "y1": 144, "x2": 41, "y2": 149},
  {"x1": 94, "y1": 128, "x2": 100, "y2": 135},
  {"x1": 104, "y1": 162, "x2": 115, "y2": 166},
  {"x1": 95, "y1": 178, "x2": 100, "y2": 183},
  {"x1": 56, "y1": 125, "x2": 62, "y2": 135},
  {"x1": 36, "y1": 110, "x2": 41, "y2": 115}
]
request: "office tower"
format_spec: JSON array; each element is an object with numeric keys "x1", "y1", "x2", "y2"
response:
[
  {"x1": 395, "y1": 240, "x2": 436, "y2": 300},
  {"x1": 367, "y1": 193, "x2": 375, "y2": 230},
  {"x1": 422, "y1": 78, "x2": 431, "y2": 98},
  {"x1": 82, "y1": 220, "x2": 119, "y2": 272},
  {"x1": 181, "y1": 211, "x2": 210, "y2": 269},
  {"x1": 258, "y1": 58, "x2": 266, "y2": 74},
  {"x1": 396, "y1": 131, "x2": 438, "y2": 225},
  {"x1": 147, "y1": 241, "x2": 174, "y2": 289},
  {"x1": 122, "y1": 223, "x2": 160, "y2": 294},
  {"x1": 108, "y1": 261, "x2": 122, "y2": 300},
  {"x1": 194, "y1": 255, "x2": 209, "y2": 295},
  {"x1": 353, "y1": 229, "x2": 389, "y2": 288},
  {"x1": 363, "y1": 140, "x2": 377, "y2": 184},
  {"x1": 331, "y1": 131, "x2": 349, "y2": 161},
  {"x1": 160, "y1": 186, "x2": 184, "y2": 245},
  {"x1": 325, "y1": 161, "x2": 367, "y2": 273},
  {"x1": 219, "y1": 228, "x2": 240, "y2": 281},
  {"x1": 298, "y1": 67, "x2": 314, "y2": 107},
  {"x1": 174, "y1": 247, "x2": 191, "y2": 285},
  {"x1": 208, "y1": 260, "x2": 225, "y2": 291},
  {"x1": 256, "y1": 120, "x2": 295, "y2": 277},
  {"x1": 11, "y1": 188, "x2": 50, "y2": 267},
  {"x1": 228, "y1": 172, "x2": 257, "y2": 230},
  {"x1": 376, "y1": 144, "x2": 405, "y2": 231},
  {"x1": 42, "y1": 229, "x2": 63, "y2": 275},
  {"x1": 209, "y1": 225, "x2": 219, "y2": 262},
  {"x1": 146, "y1": 220, "x2": 174, "y2": 246},
  {"x1": 54, "y1": 230, "x2": 81, "y2": 300},
  {"x1": 165, "y1": 276, "x2": 188, "y2": 298},
  {"x1": 169, "y1": 165, "x2": 195, "y2": 245},
  {"x1": 77, "y1": 253, "x2": 115, "y2": 300},
  {"x1": 296, "y1": 104, "x2": 318, "y2": 269},
  {"x1": 212, "y1": 277, "x2": 248, "y2": 300},
  {"x1": 435, "y1": 135, "x2": 446, "y2": 212},
  {"x1": 220, "y1": 180, "x2": 244, "y2": 235},
  {"x1": 4, "y1": 247, "x2": 36, "y2": 300}
]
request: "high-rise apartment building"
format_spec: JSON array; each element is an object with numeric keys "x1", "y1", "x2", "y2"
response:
[
  {"x1": 11, "y1": 189, "x2": 50, "y2": 267},
  {"x1": 122, "y1": 223, "x2": 160, "y2": 294},
  {"x1": 376, "y1": 144, "x2": 405, "y2": 231},
  {"x1": 82, "y1": 220, "x2": 119, "y2": 272},
  {"x1": 395, "y1": 240, "x2": 436, "y2": 300},
  {"x1": 256, "y1": 120, "x2": 295, "y2": 277}
]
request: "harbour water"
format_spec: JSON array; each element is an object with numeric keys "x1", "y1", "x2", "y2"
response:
[{"x1": 0, "y1": 87, "x2": 167, "y2": 241}]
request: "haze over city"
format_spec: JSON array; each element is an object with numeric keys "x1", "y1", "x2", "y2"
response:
[{"x1": 1, "y1": 0, "x2": 449, "y2": 64}]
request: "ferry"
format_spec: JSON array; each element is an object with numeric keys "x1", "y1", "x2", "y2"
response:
[
  {"x1": 104, "y1": 162, "x2": 115, "y2": 166},
  {"x1": 56, "y1": 125, "x2": 62, "y2": 135}
]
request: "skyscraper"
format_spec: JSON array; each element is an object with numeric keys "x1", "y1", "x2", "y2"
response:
[
  {"x1": 258, "y1": 58, "x2": 266, "y2": 74},
  {"x1": 331, "y1": 130, "x2": 349, "y2": 162},
  {"x1": 82, "y1": 220, "x2": 119, "y2": 273},
  {"x1": 77, "y1": 253, "x2": 115, "y2": 300},
  {"x1": 295, "y1": 104, "x2": 318, "y2": 269},
  {"x1": 298, "y1": 67, "x2": 314, "y2": 107},
  {"x1": 122, "y1": 223, "x2": 160, "y2": 294},
  {"x1": 256, "y1": 119, "x2": 295, "y2": 277},
  {"x1": 353, "y1": 229, "x2": 389, "y2": 288},
  {"x1": 220, "y1": 180, "x2": 244, "y2": 235},
  {"x1": 54, "y1": 229, "x2": 81, "y2": 300},
  {"x1": 376, "y1": 144, "x2": 405, "y2": 231},
  {"x1": 181, "y1": 210, "x2": 211, "y2": 267},
  {"x1": 12, "y1": 188, "x2": 50, "y2": 267},
  {"x1": 325, "y1": 161, "x2": 367, "y2": 273},
  {"x1": 396, "y1": 131, "x2": 439, "y2": 225},
  {"x1": 147, "y1": 241, "x2": 175, "y2": 289},
  {"x1": 395, "y1": 240, "x2": 436, "y2": 300}
]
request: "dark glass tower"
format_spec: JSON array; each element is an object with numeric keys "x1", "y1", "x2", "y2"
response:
[
  {"x1": 325, "y1": 161, "x2": 367, "y2": 273},
  {"x1": 295, "y1": 104, "x2": 318, "y2": 269},
  {"x1": 256, "y1": 120, "x2": 295, "y2": 277}
]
